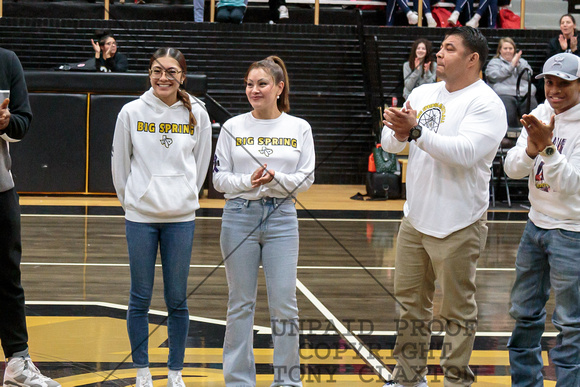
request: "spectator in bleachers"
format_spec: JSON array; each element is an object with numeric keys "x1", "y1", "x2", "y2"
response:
[
  {"x1": 386, "y1": 0, "x2": 418, "y2": 26},
  {"x1": 91, "y1": 30, "x2": 128, "y2": 72},
  {"x1": 403, "y1": 38, "x2": 437, "y2": 99},
  {"x1": 447, "y1": 0, "x2": 498, "y2": 28},
  {"x1": 486, "y1": 37, "x2": 537, "y2": 128},
  {"x1": 547, "y1": 14, "x2": 579, "y2": 59},
  {"x1": 216, "y1": 0, "x2": 247, "y2": 23},
  {"x1": 268, "y1": 0, "x2": 289, "y2": 23},
  {"x1": 386, "y1": 0, "x2": 436, "y2": 27}
]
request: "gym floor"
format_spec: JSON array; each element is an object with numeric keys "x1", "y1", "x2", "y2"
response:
[{"x1": 4, "y1": 185, "x2": 557, "y2": 386}]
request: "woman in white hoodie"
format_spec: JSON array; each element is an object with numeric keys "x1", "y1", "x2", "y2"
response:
[
  {"x1": 213, "y1": 56, "x2": 315, "y2": 387},
  {"x1": 111, "y1": 47, "x2": 212, "y2": 387}
]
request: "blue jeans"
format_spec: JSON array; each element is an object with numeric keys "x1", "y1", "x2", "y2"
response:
[
  {"x1": 126, "y1": 220, "x2": 195, "y2": 371},
  {"x1": 193, "y1": 0, "x2": 204, "y2": 22},
  {"x1": 221, "y1": 198, "x2": 302, "y2": 387},
  {"x1": 508, "y1": 220, "x2": 580, "y2": 386}
]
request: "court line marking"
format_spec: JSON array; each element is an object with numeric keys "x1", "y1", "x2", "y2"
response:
[
  {"x1": 21, "y1": 214, "x2": 529, "y2": 224},
  {"x1": 24, "y1": 300, "x2": 560, "y2": 337},
  {"x1": 296, "y1": 278, "x2": 393, "y2": 381},
  {"x1": 20, "y1": 262, "x2": 517, "y2": 271}
]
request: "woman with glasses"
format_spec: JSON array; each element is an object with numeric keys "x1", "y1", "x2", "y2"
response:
[
  {"x1": 91, "y1": 29, "x2": 128, "y2": 72},
  {"x1": 111, "y1": 47, "x2": 212, "y2": 387},
  {"x1": 213, "y1": 55, "x2": 315, "y2": 387}
]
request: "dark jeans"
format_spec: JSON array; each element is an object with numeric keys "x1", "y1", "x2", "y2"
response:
[
  {"x1": 216, "y1": 6, "x2": 246, "y2": 24},
  {"x1": 0, "y1": 188, "x2": 28, "y2": 358}
]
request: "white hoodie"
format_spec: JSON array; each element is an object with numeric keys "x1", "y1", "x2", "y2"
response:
[
  {"x1": 112, "y1": 88, "x2": 212, "y2": 223},
  {"x1": 504, "y1": 100, "x2": 580, "y2": 231}
]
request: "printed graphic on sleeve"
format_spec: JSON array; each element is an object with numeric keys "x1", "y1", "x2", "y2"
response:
[
  {"x1": 417, "y1": 103, "x2": 446, "y2": 133},
  {"x1": 213, "y1": 154, "x2": 220, "y2": 173}
]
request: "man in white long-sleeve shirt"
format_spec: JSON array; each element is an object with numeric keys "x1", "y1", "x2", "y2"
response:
[
  {"x1": 381, "y1": 27, "x2": 507, "y2": 387},
  {"x1": 504, "y1": 53, "x2": 580, "y2": 387}
]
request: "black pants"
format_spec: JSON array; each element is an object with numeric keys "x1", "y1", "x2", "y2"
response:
[
  {"x1": 0, "y1": 188, "x2": 28, "y2": 358},
  {"x1": 268, "y1": 0, "x2": 286, "y2": 21},
  {"x1": 499, "y1": 94, "x2": 538, "y2": 129}
]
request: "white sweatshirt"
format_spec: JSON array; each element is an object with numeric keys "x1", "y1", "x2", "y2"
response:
[
  {"x1": 382, "y1": 80, "x2": 507, "y2": 238},
  {"x1": 504, "y1": 100, "x2": 580, "y2": 231},
  {"x1": 111, "y1": 88, "x2": 212, "y2": 223},
  {"x1": 213, "y1": 112, "x2": 315, "y2": 200}
]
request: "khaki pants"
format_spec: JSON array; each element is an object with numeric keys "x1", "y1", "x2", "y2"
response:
[{"x1": 392, "y1": 216, "x2": 488, "y2": 386}]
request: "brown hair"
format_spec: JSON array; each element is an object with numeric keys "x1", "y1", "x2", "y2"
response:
[
  {"x1": 494, "y1": 37, "x2": 516, "y2": 58},
  {"x1": 244, "y1": 55, "x2": 290, "y2": 113},
  {"x1": 408, "y1": 38, "x2": 434, "y2": 72},
  {"x1": 149, "y1": 47, "x2": 197, "y2": 128}
]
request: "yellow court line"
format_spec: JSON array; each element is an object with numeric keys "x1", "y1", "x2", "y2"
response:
[{"x1": 53, "y1": 367, "x2": 556, "y2": 387}]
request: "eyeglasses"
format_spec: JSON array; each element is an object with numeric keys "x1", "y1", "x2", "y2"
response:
[{"x1": 149, "y1": 68, "x2": 182, "y2": 80}]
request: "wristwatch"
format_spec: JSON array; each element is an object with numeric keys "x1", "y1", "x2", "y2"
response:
[
  {"x1": 539, "y1": 144, "x2": 557, "y2": 157},
  {"x1": 408, "y1": 125, "x2": 422, "y2": 142}
]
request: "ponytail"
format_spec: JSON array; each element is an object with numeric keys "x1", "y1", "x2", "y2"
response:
[
  {"x1": 245, "y1": 55, "x2": 290, "y2": 113},
  {"x1": 177, "y1": 88, "x2": 197, "y2": 129}
]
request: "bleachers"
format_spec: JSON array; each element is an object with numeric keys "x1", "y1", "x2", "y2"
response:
[{"x1": 0, "y1": 9, "x2": 560, "y2": 185}]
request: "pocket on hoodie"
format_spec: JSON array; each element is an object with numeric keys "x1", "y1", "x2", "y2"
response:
[{"x1": 137, "y1": 174, "x2": 196, "y2": 218}]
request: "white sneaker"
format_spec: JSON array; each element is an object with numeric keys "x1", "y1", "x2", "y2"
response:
[
  {"x1": 406, "y1": 10, "x2": 419, "y2": 25},
  {"x1": 447, "y1": 10, "x2": 460, "y2": 26},
  {"x1": 425, "y1": 13, "x2": 437, "y2": 27},
  {"x1": 167, "y1": 371, "x2": 186, "y2": 387},
  {"x1": 3, "y1": 356, "x2": 61, "y2": 387},
  {"x1": 135, "y1": 373, "x2": 153, "y2": 387},
  {"x1": 466, "y1": 14, "x2": 480, "y2": 28},
  {"x1": 278, "y1": 5, "x2": 289, "y2": 19}
]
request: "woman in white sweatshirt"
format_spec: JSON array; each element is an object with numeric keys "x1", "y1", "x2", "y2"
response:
[
  {"x1": 111, "y1": 47, "x2": 212, "y2": 387},
  {"x1": 213, "y1": 56, "x2": 315, "y2": 387}
]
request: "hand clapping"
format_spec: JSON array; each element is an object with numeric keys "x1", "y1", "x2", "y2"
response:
[
  {"x1": 521, "y1": 114, "x2": 555, "y2": 158},
  {"x1": 383, "y1": 100, "x2": 418, "y2": 142}
]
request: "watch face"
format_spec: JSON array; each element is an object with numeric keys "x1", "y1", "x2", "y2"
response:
[
  {"x1": 410, "y1": 127, "x2": 421, "y2": 139},
  {"x1": 546, "y1": 146, "x2": 555, "y2": 156}
]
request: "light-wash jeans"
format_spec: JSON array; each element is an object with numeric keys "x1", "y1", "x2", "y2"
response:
[
  {"x1": 508, "y1": 220, "x2": 580, "y2": 387},
  {"x1": 221, "y1": 197, "x2": 302, "y2": 387},
  {"x1": 193, "y1": 0, "x2": 204, "y2": 22},
  {"x1": 126, "y1": 220, "x2": 195, "y2": 371}
]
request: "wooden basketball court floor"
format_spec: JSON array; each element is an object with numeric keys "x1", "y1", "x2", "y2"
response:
[{"x1": 1, "y1": 185, "x2": 560, "y2": 386}]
